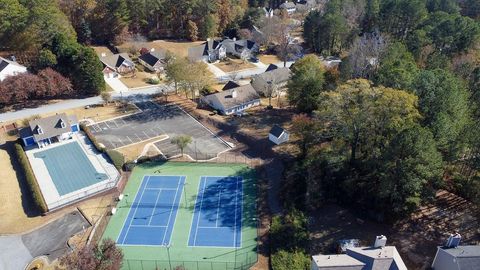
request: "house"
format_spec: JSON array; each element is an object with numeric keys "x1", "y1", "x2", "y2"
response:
[
  {"x1": 311, "y1": 235, "x2": 408, "y2": 270},
  {"x1": 269, "y1": 125, "x2": 289, "y2": 145},
  {"x1": 19, "y1": 113, "x2": 79, "y2": 148},
  {"x1": 431, "y1": 233, "x2": 480, "y2": 270},
  {"x1": 295, "y1": 0, "x2": 316, "y2": 12},
  {"x1": 201, "y1": 82, "x2": 260, "y2": 115},
  {"x1": 222, "y1": 38, "x2": 260, "y2": 60},
  {"x1": 279, "y1": 1, "x2": 297, "y2": 14},
  {"x1": 251, "y1": 64, "x2": 291, "y2": 96},
  {"x1": 188, "y1": 39, "x2": 226, "y2": 62},
  {"x1": 99, "y1": 53, "x2": 135, "y2": 78},
  {"x1": 263, "y1": 7, "x2": 274, "y2": 17},
  {"x1": 0, "y1": 56, "x2": 27, "y2": 81},
  {"x1": 189, "y1": 38, "x2": 259, "y2": 62},
  {"x1": 138, "y1": 49, "x2": 166, "y2": 72}
]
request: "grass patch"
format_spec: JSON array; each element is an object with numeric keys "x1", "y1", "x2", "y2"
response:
[
  {"x1": 14, "y1": 143, "x2": 48, "y2": 213},
  {"x1": 106, "y1": 149, "x2": 125, "y2": 170}
]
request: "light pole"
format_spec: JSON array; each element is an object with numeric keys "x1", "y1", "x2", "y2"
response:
[{"x1": 163, "y1": 244, "x2": 172, "y2": 270}]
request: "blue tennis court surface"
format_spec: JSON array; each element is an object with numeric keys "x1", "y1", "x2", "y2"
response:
[
  {"x1": 117, "y1": 175, "x2": 185, "y2": 246},
  {"x1": 33, "y1": 141, "x2": 108, "y2": 196},
  {"x1": 188, "y1": 176, "x2": 243, "y2": 248}
]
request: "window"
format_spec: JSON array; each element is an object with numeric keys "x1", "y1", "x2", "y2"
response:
[
  {"x1": 37, "y1": 126, "x2": 43, "y2": 134},
  {"x1": 60, "y1": 120, "x2": 66, "y2": 128}
]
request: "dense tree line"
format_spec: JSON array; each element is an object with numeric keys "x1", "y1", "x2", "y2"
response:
[
  {"x1": 290, "y1": 0, "x2": 480, "y2": 223},
  {"x1": 0, "y1": 0, "x2": 106, "y2": 102},
  {"x1": 56, "y1": 0, "x2": 263, "y2": 44}
]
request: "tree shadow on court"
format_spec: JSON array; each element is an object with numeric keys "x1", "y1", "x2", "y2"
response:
[
  {"x1": 1, "y1": 141, "x2": 41, "y2": 217},
  {"x1": 187, "y1": 167, "x2": 259, "y2": 253}
]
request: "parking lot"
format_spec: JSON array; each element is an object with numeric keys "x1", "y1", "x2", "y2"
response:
[{"x1": 88, "y1": 101, "x2": 230, "y2": 160}]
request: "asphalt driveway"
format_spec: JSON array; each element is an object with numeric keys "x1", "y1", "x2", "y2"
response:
[{"x1": 0, "y1": 211, "x2": 90, "y2": 270}]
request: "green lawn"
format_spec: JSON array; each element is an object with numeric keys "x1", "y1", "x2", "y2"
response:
[{"x1": 102, "y1": 161, "x2": 258, "y2": 270}]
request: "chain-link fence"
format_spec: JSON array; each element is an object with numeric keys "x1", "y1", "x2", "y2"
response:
[{"x1": 123, "y1": 250, "x2": 258, "y2": 270}]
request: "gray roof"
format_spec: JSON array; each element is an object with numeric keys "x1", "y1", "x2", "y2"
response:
[
  {"x1": 441, "y1": 246, "x2": 480, "y2": 270},
  {"x1": 280, "y1": 1, "x2": 296, "y2": 9},
  {"x1": 100, "y1": 53, "x2": 133, "y2": 69},
  {"x1": 23, "y1": 113, "x2": 78, "y2": 141},
  {"x1": 222, "y1": 81, "x2": 241, "y2": 90},
  {"x1": 254, "y1": 67, "x2": 291, "y2": 84},
  {"x1": 203, "y1": 84, "x2": 260, "y2": 111},
  {"x1": 270, "y1": 125, "x2": 287, "y2": 137},
  {"x1": 0, "y1": 57, "x2": 26, "y2": 73},
  {"x1": 311, "y1": 254, "x2": 365, "y2": 270},
  {"x1": 222, "y1": 39, "x2": 258, "y2": 55},
  {"x1": 346, "y1": 246, "x2": 407, "y2": 270},
  {"x1": 138, "y1": 50, "x2": 166, "y2": 66}
]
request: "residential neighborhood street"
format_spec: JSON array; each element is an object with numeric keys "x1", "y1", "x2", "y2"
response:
[{"x1": 0, "y1": 84, "x2": 173, "y2": 122}]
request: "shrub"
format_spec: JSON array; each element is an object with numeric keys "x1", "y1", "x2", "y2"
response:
[
  {"x1": 80, "y1": 123, "x2": 105, "y2": 152},
  {"x1": 147, "y1": 77, "x2": 160, "y2": 85},
  {"x1": 271, "y1": 250, "x2": 310, "y2": 270},
  {"x1": 270, "y1": 208, "x2": 309, "y2": 253},
  {"x1": 106, "y1": 149, "x2": 125, "y2": 170},
  {"x1": 14, "y1": 143, "x2": 48, "y2": 213}
]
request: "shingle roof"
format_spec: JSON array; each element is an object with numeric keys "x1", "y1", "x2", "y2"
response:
[
  {"x1": 255, "y1": 67, "x2": 291, "y2": 84},
  {"x1": 100, "y1": 53, "x2": 133, "y2": 69},
  {"x1": 265, "y1": 64, "x2": 278, "y2": 72},
  {"x1": 280, "y1": 1, "x2": 296, "y2": 9},
  {"x1": 222, "y1": 80, "x2": 240, "y2": 90},
  {"x1": 139, "y1": 50, "x2": 166, "y2": 66},
  {"x1": 203, "y1": 84, "x2": 260, "y2": 111},
  {"x1": 311, "y1": 254, "x2": 365, "y2": 270},
  {"x1": 0, "y1": 57, "x2": 25, "y2": 73},
  {"x1": 346, "y1": 246, "x2": 407, "y2": 270},
  {"x1": 26, "y1": 113, "x2": 78, "y2": 141},
  {"x1": 188, "y1": 45, "x2": 207, "y2": 61},
  {"x1": 443, "y1": 245, "x2": 480, "y2": 270},
  {"x1": 270, "y1": 125, "x2": 286, "y2": 137}
]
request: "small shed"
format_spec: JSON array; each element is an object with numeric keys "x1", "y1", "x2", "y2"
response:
[{"x1": 269, "y1": 125, "x2": 289, "y2": 145}]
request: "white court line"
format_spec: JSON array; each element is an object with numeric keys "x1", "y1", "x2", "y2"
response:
[
  {"x1": 118, "y1": 176, "x2": 151, "y2": 244},
  {"x1": 144, "y1": 187, "x2": 177, "y2": 191},
  {"x1": 147, "y1": 188, "x2": 164, "y2": 226},
  {"x1": 193, "y1": 177, "x2": 207, "y2": 246},
  {"x1": 130, "y1": 225, "x2": 168, "y2": 228},
  {"x1": 215, "y1": 187, "x2": 222, "y2": 228},
  {"x1": 161, "y1": 177, "x2": 182, "y2": 244}
]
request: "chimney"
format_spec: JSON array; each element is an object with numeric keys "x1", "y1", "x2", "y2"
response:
[
  {"x1": 374, "y1": 235, "x2": 387, "y2": 248},
  {"x1": 233, "y1": 37, "x2": 236, "y2": 41},
  {"x1": 231, "y1": 90, "x2": 238, "y2": 98},
  {"x1": 207, "y1": 38, "x2": 211, "y2": 42},
  {"x1": 101, "y1": 52, "x2": 106, "y2": 57},
  {"x1": 150, "y1": 48, "x2": 155, "y2": 52},
  {"x1": 446, "y1": 233, "x2": 461, "y2": 248},
  {"x1": 10, "y1": 55, "x2": 16, "y2": 62}
]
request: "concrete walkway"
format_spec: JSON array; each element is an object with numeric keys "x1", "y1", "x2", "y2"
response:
[
  {"x1": 0, "y1": 84, "x2": 173, "y2": 123},
  {"x1": 105, "y1": 77, "x2": 128, "y2": 92}
]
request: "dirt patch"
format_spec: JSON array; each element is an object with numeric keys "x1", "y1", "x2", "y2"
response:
[
  {"x1": 117, "y1": 40, "x2": 204, "y2": 58},
  {"x1": 259, "y1": 55, "x2": 281, "y2": 65},
  {"x1": 214, "y1": 58, "x2": 256, "y2": 73},
  {"x1": 120, "y1": 71, "x2": 160, "y2": 88}
]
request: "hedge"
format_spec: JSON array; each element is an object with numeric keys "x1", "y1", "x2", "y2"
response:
[
  {"x1": 271, "y1": 250, "x2": 310, "y2": 270},
  {"x1": 14, "y1": 143, "x2": 48, "y2": 213},
  {"x1": 80, "y1": 123, "x2": 106, "y2": 152},
  {"x1": 106, "y1": 149, "x2": 125, "y2": 170}
]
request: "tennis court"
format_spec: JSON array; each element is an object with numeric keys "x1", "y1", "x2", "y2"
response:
[
  {"x1": 102, "y1": 162, "x2": 258, "y2": 270},
  {"x1": 117, "y1": 175, "x2": 185, "y2": 246},
  {"x1": 33, "y1": 141, "x2": 108, "y2": 196},
  {"x1": 188, "y1": 176, "x2": 242, "y2": 248}
]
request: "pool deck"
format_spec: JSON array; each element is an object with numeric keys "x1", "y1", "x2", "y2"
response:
[{"x1": 25, "y1": 133, "x2": 120, "y2": 210}]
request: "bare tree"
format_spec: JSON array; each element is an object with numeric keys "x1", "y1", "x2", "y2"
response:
[
  {"x1": 101, "y1": 92, "x2": 112, "y2": 105},
  {"x1": 344, "y1": 31, "x2": 389, "y2": 79},
  {"x1": 171, "y1": 135, "x2": 192, "y2": 156}
]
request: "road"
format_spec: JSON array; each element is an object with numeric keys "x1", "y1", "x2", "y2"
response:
[{"x1": 0, "y1": 85, "x2": 173, "y2": 123}]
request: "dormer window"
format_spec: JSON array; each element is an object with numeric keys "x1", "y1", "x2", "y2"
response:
[
  {"x1": 60, "y1": 119, "x2": 66, "y2": 128},
  {"x1": 37, "y1": 126, "x2": 43, "y2": 134}
]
